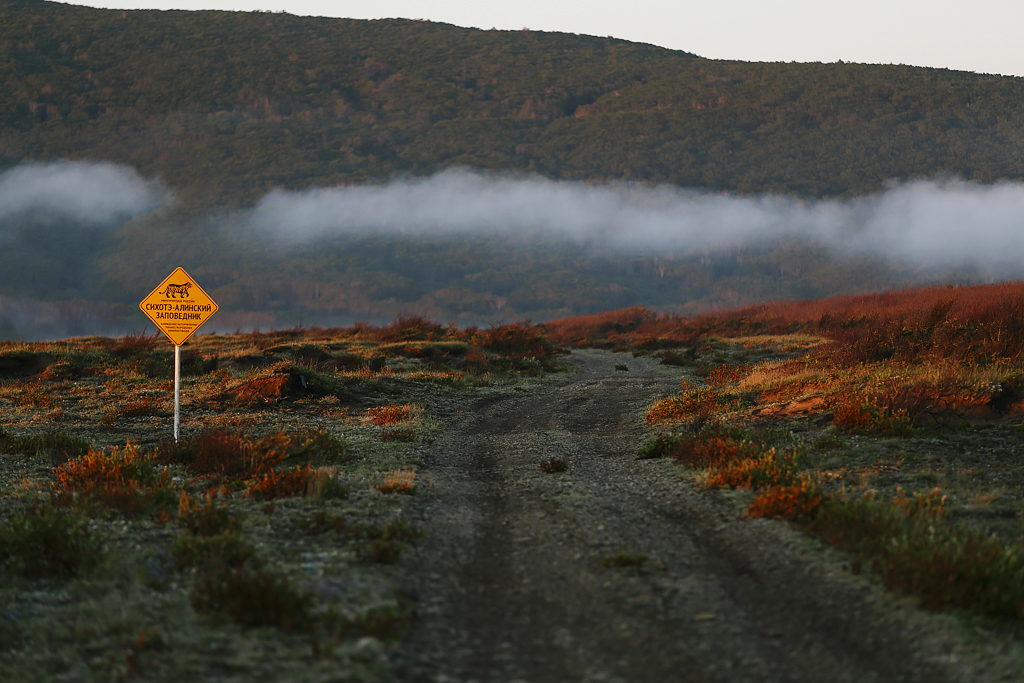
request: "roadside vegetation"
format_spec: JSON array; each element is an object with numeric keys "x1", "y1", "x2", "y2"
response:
[
  {"x1": 622, "y1": 281, "x2": 1024, "y2": 626},
  {"x1": 10, "y1": 282, "x2": 1024, "y2": 675},
  {"x1": 0, "y1": 317, "x2": 561, "y2": 681}
]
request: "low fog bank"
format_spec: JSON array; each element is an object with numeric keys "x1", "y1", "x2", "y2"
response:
[
  {"x1": 0, "y1": 161, "x2": 170, "y2": 231},
  {"x1": 254, "y1": 169, "x2": 1024, "y2": 271},
  {"x1": 0, "y1": 296, "x2": 130, "y2": 341},
  {"x1": 5, "y1": 160, "x2": 1024, "y2": 270},
  {"x1": 4, "y1": 161, "x2": 1024, "y2": 340}
]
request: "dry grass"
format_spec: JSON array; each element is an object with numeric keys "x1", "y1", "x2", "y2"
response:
[
  {"x1": 364, "y1": 404, "x2": 415, "y2": 426},
  {"x1": 99, "y1": 396, "x2": 166, "y2": 426},
  {"x1": 0, "y1": 318, "x2": 566, "y2": 679},
  {"x1": 660, "y1": 425, "x2": 1024, "y2": 619},
  {"x1": 541, "y1": 282, "x2": 1024, "y2": 358},
  {"x1": 375, "y1": 468, "x2": 416, "y2": 495}
]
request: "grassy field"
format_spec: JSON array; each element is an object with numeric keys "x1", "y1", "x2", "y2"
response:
[
  {"x1": 6, "y1": 284, "x2": 1024, "y2": 678},
  {"x1": 0, "y1": 320, "x2": 561, "y2": 681},
  {"x1": 607, "y1": 284, "x2": 1024, "y2": 631}
]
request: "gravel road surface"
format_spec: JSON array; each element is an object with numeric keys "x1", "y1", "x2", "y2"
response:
[{"x1": 396, "y1": 350, "x2": 999, "y2": 683}]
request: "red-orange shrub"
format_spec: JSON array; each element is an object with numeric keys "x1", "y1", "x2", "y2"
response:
[
  {"x1": 376, "y1": 316, "x2": 449, "y2": 342},
  {"x1": 248, "y1": 466, "x2": 315, "y2": 500},
  {"x1": 831, "y1": 399, "x2": 876, "y2": 432},
  {"x1": 748, "y1": 483, "x2": 823, "y2": 520},
  {"x1": 539, "y1": 307, "x2": 651, "y2": 348},
  {"x1": 667, "y1": 436, "x2": 761, "y2": 468},
  {"x1": 365, "y1": 404, "x2": 413, "y2": 426},
  {"x1": 645, "y1": 389, "x2": 723, "y2": 424},
  {"x1": 539, "y1": 283, "x2": 1024, "y2": 365},
  {"x1": 156, "y1": 429, "x2": 289, "y2": 481},
  {"x1": 18, "y1": 382, "x2": 53, "y2": 409},
  {"x1": 831, "y1": 395, "x2": 912, "y2": 437},
  {"x1": 702, "y1": 451, "x2": 795, "y2": 490},
  {"x1": 178, "y1": 491, "x2": 240, "y2": 536},
  {"x1": 52, "y1": 444, "x2": 173, "y2": 514},
  {"x1": 473, "y1": 323, "x2": 556, "y2": 360},
  {"x1": 706, "y1": 364, "x2": 750, "y2": 388}
]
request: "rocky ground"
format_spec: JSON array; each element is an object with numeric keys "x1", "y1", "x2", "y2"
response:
[{"x1": 394, "y1": 350, "x2": 1015, "y2": 683}]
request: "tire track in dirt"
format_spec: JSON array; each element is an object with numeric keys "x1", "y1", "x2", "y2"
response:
[{"x1": 397, "y1": 350, "x2": 993, "y2": 682}]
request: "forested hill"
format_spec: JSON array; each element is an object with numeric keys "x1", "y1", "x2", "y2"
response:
[{"x1": 3, "y1": 0, "x2": 1024, "y2": 206}]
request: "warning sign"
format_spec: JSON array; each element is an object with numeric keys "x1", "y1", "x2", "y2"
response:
[{"x1": 139, "y1": 267, "x2": 219, "y2": 346}]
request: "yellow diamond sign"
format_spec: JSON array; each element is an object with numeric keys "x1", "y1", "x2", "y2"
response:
[{"x1": 139, "y1": 267, "x2": 219, "y2": 346}]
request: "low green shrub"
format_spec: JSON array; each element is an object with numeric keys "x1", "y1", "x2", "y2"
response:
[
  {"x1": 539, "y1": 458, "x2": 570, "y2": 473},
  {"x1": 352, "y1": 520, "x2": 421, "y2": 563},
  {"x1": 356, "y1": 538, "x2": 404, "y2": 564},
  {"x1": 190, "y1": 562, "x2": 313, "y2": 632},
  {"x1": 637, "y1": 434, "x2": 688, "y2": 460},
  {"x1": 804, "y1": 489, "x2": 1024, "y2": 617},
  {"x1": 0, "y1": 505, "x2": 102, "y2": 579},
  {"x1": 0, "y1": 429, "x2": 90, "y2": 461},
  {"x1": 177, "y1": 492, "x2": 241, "y2": 537},
  {"x1": 171, "y1": 533, "x2": 254, "y2": 570},
  {"x1": 603, "y1": 551, "x2": 647, "y2": 568}
]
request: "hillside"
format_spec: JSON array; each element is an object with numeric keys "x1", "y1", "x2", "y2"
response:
[
  {"x1": 3, "y1": 1, "x2": 1024, "y2": 337},
  {"x1": 0, "y1": 219, "x2": 961, "y2": 339},
  {"x1": 3, "y1": 0, "x2": 1024, "y2": 207}
]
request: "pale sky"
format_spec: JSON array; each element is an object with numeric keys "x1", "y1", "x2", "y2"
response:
[{"x1": 57, "y1": 1, "x2": 1024, "y2": 77}]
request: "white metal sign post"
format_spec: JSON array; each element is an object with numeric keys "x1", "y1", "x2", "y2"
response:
[
  {"x1": 174, "y1": 344, "x2": 181, "y2": 441},
  {"x1": 139, "y1": 267, "x2": 219, "y2": 442}
]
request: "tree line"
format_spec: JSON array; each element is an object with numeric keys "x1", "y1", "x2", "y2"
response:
[{"x1": 2, "y1": 0, "x2": 1024, "y2": 207}]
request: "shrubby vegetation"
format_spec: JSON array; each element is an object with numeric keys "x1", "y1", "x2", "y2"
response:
[
  {"x1": 0, "y1": 317, "x2": 561, "y2": 678},
  {"x1": 627, "y1": 281, "x2": 1024, "y2": 620},
  {"x1": 6, "y1": 285, "x2": 1024, "y2": 663}
]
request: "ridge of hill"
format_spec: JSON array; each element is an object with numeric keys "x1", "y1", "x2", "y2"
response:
[
  {"x1": 539, "y1": 281, "x2": 1024, "y2": 349},
  {"x1": 3, "y1": 1, "x2": 1024, "y2": 206}
]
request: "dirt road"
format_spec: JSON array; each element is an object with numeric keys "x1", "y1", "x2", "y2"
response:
[{"x1": 396, "y1": 350, "x2": 993, "y2": 682}]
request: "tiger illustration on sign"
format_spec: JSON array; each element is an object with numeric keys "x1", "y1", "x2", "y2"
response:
[{"x1": 160, "y1": 282, "x2": 192, "y2": 298}]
